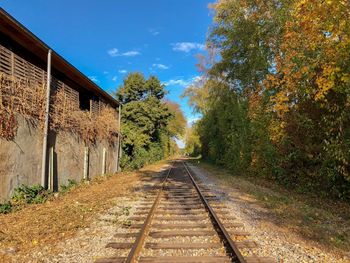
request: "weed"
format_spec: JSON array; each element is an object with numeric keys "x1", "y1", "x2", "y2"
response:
[
  {"x1": 1, "y1": 184, "x2": 52, "y2": 213},
  {"x1": 0, "y1": 201, "x2": 13, "y2": 214},
  {"x1": 122, "y1": 206, "x2": 131, "y2": 216},
  {"x1": 11, "y1": 184, "x2": 52, "y2": 204},
  {"x1": 60, "y1": 179, "x2": 78, "y2": 194}
]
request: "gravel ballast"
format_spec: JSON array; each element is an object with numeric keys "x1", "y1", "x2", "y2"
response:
[{"x1": 187, "y1": 163, "x2": 349, "y2": 263}]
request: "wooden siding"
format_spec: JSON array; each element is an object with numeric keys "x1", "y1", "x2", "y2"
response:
[
  {"x1": 0, "y1": 44, "x2": 115, "y2": 118},
  {"x1": 0, "y1": 43, "x2": 80, "y2": 111}
]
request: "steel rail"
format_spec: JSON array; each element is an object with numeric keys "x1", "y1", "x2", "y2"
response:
[
  {"x1": 125, "y1": 164, "x2": 173, "y2": 263},
  {"x1": 182, "y1": 161, "x2": 246, "y2": 263}
]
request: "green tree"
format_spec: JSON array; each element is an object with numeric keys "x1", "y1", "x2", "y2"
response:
[
  {"x1": 117, "y1": 72, "x2": 146, "y2": 104},
  {"x1": 165, "y1": 101, "x2": 186, "y2": 139},
  {"x1": 185, "y1": 124, "x2": 201, "y2": 157},
  {"x1": 117, "y1": 73, "x2": 185, "y2": 169}
]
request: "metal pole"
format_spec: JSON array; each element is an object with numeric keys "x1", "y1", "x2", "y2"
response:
[
  {"x1": 117, "y1": 104, "x2": 122, "y2": 171},
  {"x1": 102, "y1": 147, "x2": 106, "y2": 175},
  {"x1": 48, "y1": 146, "x2": 54, "y2": 190},
  {"x1": 41, "y1": 49, "x2": 52, "y2": 187},
  {"x1": 83, "y1": 146, "x2": 89, "y2": 180}
]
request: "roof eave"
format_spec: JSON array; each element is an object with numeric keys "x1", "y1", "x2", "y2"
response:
[{"x1": 0, "y1": 8, "x2": 119, "y2": 107}]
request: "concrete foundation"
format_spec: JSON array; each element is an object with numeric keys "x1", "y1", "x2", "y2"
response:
[{"x1": 0, "y1": 115, "x2": 120, "y2": 201}]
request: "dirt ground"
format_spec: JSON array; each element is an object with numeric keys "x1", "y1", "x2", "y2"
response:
[
  {"x1": 188, "y1": 162, "x2": 350, "y2": 263},
  {"x1": 0, "y1": 161, "x2": 170, "y2": 263},
  {"x1": 1, "y1": 159, "x2": 349, "y2": 263}
]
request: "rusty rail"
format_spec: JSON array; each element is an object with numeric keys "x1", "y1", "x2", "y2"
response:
[
  {"x1": 125, "y1": 165, "x2": 173, "y2": 263},
  {"x1": 183, "y1": 162, "x2": 246, "y2": 263}
]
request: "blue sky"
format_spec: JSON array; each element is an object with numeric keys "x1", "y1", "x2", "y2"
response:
[{"x1": 1, "y1": 0, "x2": 213, "y2": 124}]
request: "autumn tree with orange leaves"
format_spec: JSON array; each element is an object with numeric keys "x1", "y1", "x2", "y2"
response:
[{"x1": 185, "y1": 0, "x2": 350, "y2": 199}]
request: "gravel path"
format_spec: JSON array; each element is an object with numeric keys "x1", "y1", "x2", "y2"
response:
[
  {"x1": 15, "y1": 167, "x2": 168, "y2": 263},
  {"x1": 187, "y1": 163, "x2": 349, "y2": 263}
]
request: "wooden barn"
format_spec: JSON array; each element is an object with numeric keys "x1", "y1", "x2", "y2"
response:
[{"x1": 0, "y1": 8, "x2": 122, "y2": 200}]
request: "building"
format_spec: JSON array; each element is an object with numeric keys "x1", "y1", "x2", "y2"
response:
[{"x1": 0, "y1": 8, "x2": 122, "y2": 201}]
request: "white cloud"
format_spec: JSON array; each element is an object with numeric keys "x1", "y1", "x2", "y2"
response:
[
  {"x1": 88, "y1": 76, "x2": 99, "y2": 83},
  {"x1": 172, "y1": 42, "x2": 205, "y2": 53},
  {"x1": 118, "y1": 70, "x2": 127, "y2": 74},
  {"x1": 152, "y1": 63, "x2": 169, "y2": 70},
  {"x1": 149, "y1": 28, "x2": 160, "y2": 36},
  {"x1": 112, "y1": 76, "x2": 118, "y2": 81},
  {"x1": 108, "y1": 48, "x2": 141, "y2": 57},
  {"x1": 163, "y1": 79, "x2": 189, "y2": 87},
  {"x1": 122, "y1": 51, "x2": 141, "y2": 57},
  {"x1": 108, "y1": 48, "x2": 119, "y2": 57},
  {"x1": 163, "y1": 76, "x2": 201, "y2": 87}
]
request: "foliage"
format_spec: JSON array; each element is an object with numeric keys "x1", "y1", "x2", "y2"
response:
[
  {"x1": 182, "y1": 78, "x2": 211, "y2": 114},
  {"x1": 185, "y1": 0, "x2": 350, "y2": 200},
  {"x1": 117, "y1": 73, "x2": 184, "y2": 170},
  {"x1": 266, "y1": 0, "x2": 350, "y2": 190},
  {"x1": 166, "y1": 101, "x2": 186, "y2": 139},
  {"x1": 50, "y1": 88, "x2": 120, "y2": 145},
  {"x1": 11, "y1": 184, "x2": 52, "y2": 204},
  {"x1": 0, "y1": 72, "x2": 120, "y2": 144},
  {"x1": 184, "y1": 124, "x2": 201, "y2": 157},
  {"x1": 0, "y1": 201, "x2": 13, "y2": 214},
  {"x1": 0, "y1": 179, "x2": 82, "y2": 214},
  {"x1": 195, "y1": 80, "x2": 252, "y2": 173},
  {"x1": 0, "y1": 73, "x2": 46, "y2": 140},
  {"x1": 60, "y1": 179, "x2": 78, "y2": 194}
]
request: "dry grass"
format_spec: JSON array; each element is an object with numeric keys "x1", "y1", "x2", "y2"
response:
[
  {"x1": 0, "y1": 73, "x2": 46, "y2": 140},
  {"x1": 194, "y1": 161, "x2": 350, "y2": 257},
  {"x1": 50, "y1": 88, "x2": 120, "y2": 144},
  {"x1": 0, "y1": 161, "x2": 168, "y2": 262},
  {"x1": 0, "y1": 73, "x2": 46, "y2": 121},
  {"x1": 0, "y1": 73, "x2": 119, "y2": 143}
]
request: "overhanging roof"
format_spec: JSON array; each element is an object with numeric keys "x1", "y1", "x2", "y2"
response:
[{"x1": 0, "y1": 8, "x2": 119, "y2": 107}]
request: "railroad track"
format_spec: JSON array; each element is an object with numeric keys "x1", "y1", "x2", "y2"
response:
[{"x1": 96, "y1": 161, "x2": 275, "y2": 263}]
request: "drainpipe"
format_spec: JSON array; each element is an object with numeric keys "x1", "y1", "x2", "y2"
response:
[
  {"x1": 117, "y1": 104, "x2": 122, "y2": 171},
  {"x1": 41, "y1": 49, "x2": 52, "y2": 187}
]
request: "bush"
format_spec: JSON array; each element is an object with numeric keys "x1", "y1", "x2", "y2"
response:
[
  {"x1": 11, "y1": 184, "x2": 52, "y2": 204},
  {"x1": 1, "y1": 180, "x2": 81, "y2": 215},
  {"x1": 121, "y1": 142, "x2": 165, "y2": 170},
  {"x1": 0, "y1": 201, "x2": 13, "y2": 214},
  {"x1": 60, "y1": 179, "x2": 78, "y2": 194}
]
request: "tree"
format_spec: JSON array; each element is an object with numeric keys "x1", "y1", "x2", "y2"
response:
[
  {"x1": 117, "y1": 73, "x2": 185, "y2": 169},
  {"x1": 184, "y1": 0, "x2": 350, "y2": 200},
  {"x1": 265, "y1": 0, "x2": 350, "y2": 193},
  {"x1": 117, "y1": 72, "x2": 146, "y2": 104},
  {"x1": 184, "y1": 124, "x2": 201, "y2": 157},
  {"x1": 165, "y1": 101, "x2": 186, "y2": 139}
]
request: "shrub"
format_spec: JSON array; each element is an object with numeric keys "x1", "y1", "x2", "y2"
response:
[
  {"x1": 60, "y1": 179, "x2": 78, "y2": 194},
  {"x1": 1, "y1": 180, "x2": 81, "y2": 215},
  {"x1": 11, "y1": 184, "x2": 52, "y2": 204},
  {"x1": 0, "y1": 201, "x2": 13, "y2": 214}
]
